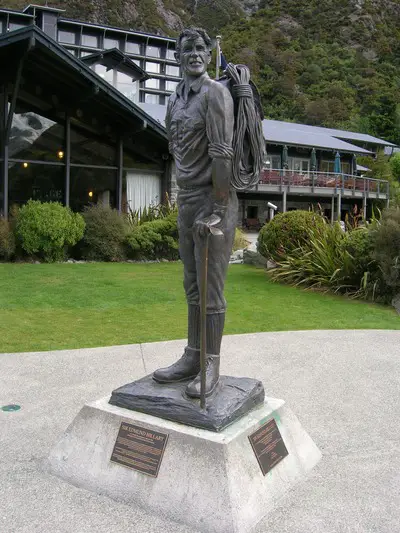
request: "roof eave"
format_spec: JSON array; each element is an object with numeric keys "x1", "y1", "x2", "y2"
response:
[{"x1": 0, "y1": 26, "x2": 166, "y2": 139}]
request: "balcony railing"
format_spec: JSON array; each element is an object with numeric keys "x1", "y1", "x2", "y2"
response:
[{"x1": 259, "y1": 169, "x2": 389, "y2": 196}]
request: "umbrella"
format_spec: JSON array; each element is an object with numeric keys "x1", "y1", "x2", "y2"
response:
[
  {"x1": 282, "y1": 145, "x2": 289, "y2": 169},
  {"x1": 310, "y1": 148, "x2": 317, "y2": 171},
  {"x1": 334, "y1": 151, "x2": 341, "y2": 174},
  {"x1": 352, "y1": 154, "x2": 357, "y2": 175}
]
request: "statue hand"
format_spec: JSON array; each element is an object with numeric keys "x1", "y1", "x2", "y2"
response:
[{"x1": 194, "y1": 213, "x2": 222, "y2": 238}]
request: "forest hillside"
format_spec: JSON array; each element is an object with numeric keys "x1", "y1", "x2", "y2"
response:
[{"x1": 2, "y1": 0, "x2": 400, "y2": 142}]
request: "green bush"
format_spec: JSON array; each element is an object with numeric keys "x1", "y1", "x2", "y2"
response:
[
  {"x1": 0, "y1": 217, "x2": 16, "y2": 260},
  {"x1": 80, "y1": 204, "x2": 129, "y2": 261},
  {"x1": 126, "y1": 211, "x2": 179, "y2": 260},
  {"x1": 268, "y1": 222, "x2": 351, "y2": 291},
  {"x1": 373, "y1": 208, "x2": 400, "y2": 300},
  {"x1": 268, "y1": 221, "x2": 386, "y2": 301},
  {"x1": 233, "y1": 227, "x2": 249, "y2": 251},
  {"x1": 127, "y1": 193, "x2": 177, "y2": 227},
  {"x1": 258, "y1": 210, "x2": 326, "y2": 262},
  {"x1": 340, "y1": 226, "x2": 385, "y2": 299},
  {"x1": 15, "y1": 200, "x2": 85, "y2": 262},
  {"x1": 340, "y1": 228, "x2": 379, "y2": 290}
]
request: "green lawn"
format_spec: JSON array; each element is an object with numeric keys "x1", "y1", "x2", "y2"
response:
[{"x1": 0, "y1": 262, "x2": 399, "y2": 353}]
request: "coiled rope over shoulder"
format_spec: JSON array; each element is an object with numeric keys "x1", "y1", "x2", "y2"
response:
[{"x1": 224, "y1": 63, "x2": 265, "y2": 191}]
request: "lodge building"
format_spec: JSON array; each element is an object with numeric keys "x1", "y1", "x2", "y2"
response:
[{"x1": 0, "y1": 4, "x2": 396, "y2": 223}]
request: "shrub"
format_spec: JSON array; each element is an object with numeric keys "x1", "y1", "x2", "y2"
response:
[
  {"x1": 232, "y1": 227, "x2": 249, "y2": 251},
  {"x1": 126, "y1": 193, "x2": 177, "y2": 227},
  {"x1": 80, "y1": 204, "x2": 129, "y2": 261},
  {"x1": 258, "y1": 210, "x2": 326, "y2": 262},
  {"x1": 340, "y1": 227, "x2": 385, "y2": 299},
  {"x1": 268, "y1": 222, "x2": 351, "y2": 291},
  {"x1": 340, "y1": 228, "x2": 378, "y2": 288},
  {"x1": 0, "y1": 217, "x2": 16, "y2": 260},
  {"x1": 126, "y1": 211, "x2": 179, "y2": 260},
  {"x1": 269, "y1": 221, "x2": 384, "y2": 300},
  {"x1": 15, "y1": 200, "x2": 85, "y2": 262},
  {"x1": 373, "y1": 208, "x2": 400, "y2": 300}
]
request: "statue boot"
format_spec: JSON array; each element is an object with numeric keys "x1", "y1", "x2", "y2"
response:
[
  {"x1": 185, "y1": 354, "x2": 220, "y2": 398},
  {"x1": 153, "y1": 305, "x2": 200, "y2": 383},
  {"x1": 186, "y1": 312, "x2": 224, "y2": 398},
  {"x1": 152, "y1": 346, "x2": 200, "y2": 383}
]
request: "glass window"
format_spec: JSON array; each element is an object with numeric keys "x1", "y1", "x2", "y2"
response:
[
  {"x1": 9, "y1": 22, "x2": 25, "y2": 31},
  {"x1": 9, "y1": 163, "x2": 64, "y2": 208},
  {"x1": 118, "y1": 82, "x2": 139, "y2": 103},
  {"x1": 342, "y1": 162, "x2": 350, "y2": 174},
  {"x1": 93, "y1": 64, "x2": 107, "y2": 78},
  {"x1": 166, "y1": 80, "x2": 178, "y2": 92},
  {"x1": 65, "y1": 48, "x2": 77, "y2": 56},
  {"x1": 104, "y1": 37, "x2": 119, "y2": 49},
  {"x1": 117, "y1": 71, "x2": 132, "y2": 84},
  {"x1": 321, "y1": 161, "x2": 335, "y2": 173},
  {"x1": 290, "y1": 158, "x2": 309, "y2": 173},
  {"x1": 70, "y1": 127, "x2": 116, "y2": 166},
  {"x1": 166, "y1": 64, "x2": 180, "y2": 76},
  {"x1": 146, "y1": 45, "x2": 160, "y2": 58},
  {"x1": 126, "y1": 41, "x2": 141, "y2": 54},
  {"x1": 70, "y1": 167, "x2": 117, "y2": 212},
  {"x1": 58, "y1": 30, "x2": 75, "y2": 43},
  {"x1": 146, "y1": 61, "x2": 160, "y2": 74},
  {"x1": 82, "y1": 34, "x2": 99, "y2": 48},
  {"x1": 132, "y1": 59, "x2": 141, "y2": 66},
  {"x1": 80, "y1": 51, "x2": 93, "y2": 58},
  {"x1": 0, "y1": 21, "x2": 3, "y2": 34},
  {"x1": 145, "y1": 79, "x2": 160, "y2": 89},
  {"x1": 9, "y1": 111, "x2": 64, "y2": 163},
  {"x1": 264, "y1": 155, "x2": 281, "y2": 169},
  {"x1": 144, "y1": 93, "x2": 159, "y2": 104},
  {"x1": 166, "y1": 48, "x2": 176, "y2": 60},
  {"x1": 93, "y1": 64, "x2": 115, "y2": 85}
]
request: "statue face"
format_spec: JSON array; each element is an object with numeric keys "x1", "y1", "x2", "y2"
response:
[{"x1": 177, "y1": 36, "x2": 211, "y2": 78}]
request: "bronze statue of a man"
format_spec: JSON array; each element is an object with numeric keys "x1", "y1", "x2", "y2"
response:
[{"x1": 153, "y1": 27, "x2": 237, "y2": 398}]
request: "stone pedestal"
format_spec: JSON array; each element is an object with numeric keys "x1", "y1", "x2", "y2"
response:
[
  {"x1": 46, "y1": 397, "x2": 321, "y2": 533},
  {"x1": 109, "y1": 373, "x2": 265, "y2": 431}
]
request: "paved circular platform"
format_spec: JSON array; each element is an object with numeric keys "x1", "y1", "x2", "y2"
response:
[{"x1": 1, "y1": 329, "x2": 399, "y2": 533}]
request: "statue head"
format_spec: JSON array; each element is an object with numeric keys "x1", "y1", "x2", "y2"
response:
[{"x1": 175, "y1": 27, "x2": 212, "y2": 78}]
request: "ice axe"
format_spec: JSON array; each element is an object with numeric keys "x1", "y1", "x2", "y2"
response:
[{"x1": 199, "y1": 220, "x2": 224, "y2": 410}]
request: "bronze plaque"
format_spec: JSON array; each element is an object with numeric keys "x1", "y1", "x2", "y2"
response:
[
  {"x1": 110, "y1": 422, "x2": 169, "y2": 478},
  {"x1": 248, "y1": 418, "x2": 288, "y2": 476}
]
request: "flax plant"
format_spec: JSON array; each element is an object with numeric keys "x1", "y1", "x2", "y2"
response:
[{"x1": 269, "y1": 221, "x2": 378, "y2": 299}]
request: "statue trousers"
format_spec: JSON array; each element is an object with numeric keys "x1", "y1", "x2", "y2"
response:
[{"x1": 177, "y1": 186, "x2": 238, "y2": 314}]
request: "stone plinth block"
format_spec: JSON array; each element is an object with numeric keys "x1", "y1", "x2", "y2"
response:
[
  {"x1": 46, "y1": 397, "x2": 321, "y2": 533},
  {"x1": 109, "y1": 374, "x2": 265, "y2": 431}
]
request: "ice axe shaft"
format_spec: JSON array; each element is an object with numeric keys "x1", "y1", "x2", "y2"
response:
[{"x1": 199, "y1": 224, "x2": 224, "y2": 410}]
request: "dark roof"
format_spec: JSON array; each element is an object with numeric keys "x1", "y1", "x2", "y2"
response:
[
  {"x1": 80, "y1": 48, "x2": 149, "y2": 81},
  {"x1": 264, "y1": 120, "x2": 397, "y2": 148},
  {"x1": 0, "y1": 8, "x2": 34, "y2": 18},
  {"x1": 58, "y1": 17, "x2": 176, "y2": 43},
  {"x1": 23, "y1": 4, "x2": 66, "y2": 14},
  {"x1": 136, "y1": 103, "x2": 374, "y2": 155},
  {"x1": 0, "y1": 25, "x2": 167, "y2": 141},
  {"x1": 262, "y1": 121, "x2": 373, "y2": 154}
]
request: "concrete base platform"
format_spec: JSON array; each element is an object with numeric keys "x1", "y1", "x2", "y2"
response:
[{"x1": 46, "y1": 396, "x2": 321, "y2": 533}]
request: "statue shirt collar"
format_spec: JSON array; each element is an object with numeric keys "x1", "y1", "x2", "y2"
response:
[{"x1": 176, "y1": 73, "x2": 210, "y2": 99}]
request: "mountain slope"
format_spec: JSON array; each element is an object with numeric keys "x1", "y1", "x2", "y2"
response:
[
  {"x1": 1, "y1": 0, "x2": 399, "y2": 141},
  {"x1": 220, "y1": 0, "x2": 400, "y2": 142},
  {"x1": 0, "y1": 0, "x2": 246, "y2": 34}
]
